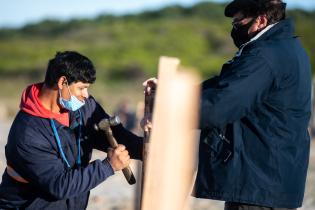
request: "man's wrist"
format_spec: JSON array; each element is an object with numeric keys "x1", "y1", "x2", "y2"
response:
[{"x1": 103, "y1": 157, "x2": 115, "y2": 174}]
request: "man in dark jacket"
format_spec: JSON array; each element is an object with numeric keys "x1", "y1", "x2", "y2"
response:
[
  {"x1": 0, "y1": 51, "x2": 143, "y2": 209},
  {"x1": 194, "y1": 0, "x2": 312, "y2": 210}
]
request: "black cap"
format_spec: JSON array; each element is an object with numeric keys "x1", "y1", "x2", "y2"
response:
[
  {"x1": 225, "y1": 0, "x2": 259, "y2": 17},
  {"x1": 225, "y1": 0, "x2": 287, "y2": 24}
]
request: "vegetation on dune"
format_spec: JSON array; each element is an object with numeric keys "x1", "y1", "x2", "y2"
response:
[
  {"x1": 0, "y1": 2, "x2": 314, "y2": 115},
  {"x1": 1, "y1": 2, "x2": 314, "y2": 82}
]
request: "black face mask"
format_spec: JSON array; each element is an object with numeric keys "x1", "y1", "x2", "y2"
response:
[{"x1": 231, "y1": 18, "x2": 257, "y2": 48}]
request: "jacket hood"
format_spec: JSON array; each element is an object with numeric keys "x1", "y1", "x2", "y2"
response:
[{"x1": 20, "y1": 83, "x2": 69, "y2": 126}]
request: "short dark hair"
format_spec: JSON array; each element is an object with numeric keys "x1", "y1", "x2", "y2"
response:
[
  {"x1": 225, "y1": 0, "x2": 287, "y2": 24},
  {"x1": 44, "y1": 51, "x2": 96, "y2": 88}
]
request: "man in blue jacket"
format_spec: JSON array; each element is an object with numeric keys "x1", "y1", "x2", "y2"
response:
[
  {"x1": 0, "y1": 51, "x2": 143, "y2": 209},
  {"x1": 194, "y1": 0, "x2": 312, "y2": 210}
]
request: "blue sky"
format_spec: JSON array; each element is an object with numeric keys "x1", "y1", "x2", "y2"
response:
[{"x1": 1, "y1": 0, "x2": 315, "y2": 28}]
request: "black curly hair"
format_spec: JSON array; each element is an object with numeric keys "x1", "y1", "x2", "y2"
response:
[{"x1": 44, "y1": 51, "x2": 96, "y2": 88}]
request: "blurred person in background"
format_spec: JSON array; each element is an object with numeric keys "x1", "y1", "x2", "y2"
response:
[
  {"x1": 0, "y1": 51, "x2": 143, "y2": 210},
  {"x1": 134, "y1": 101, "x2": 145, "y2": 135},
  {"x1": 114, "y1": 99, "x2": 137, "y2": 131}
]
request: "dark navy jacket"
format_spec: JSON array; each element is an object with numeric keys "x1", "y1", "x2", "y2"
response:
[
  {"x1": 195, "y1": 19, "x2": 312, "y2": 208},
  {"x1": 0, "y1": 96, "x2": 143, "y2": 209}
]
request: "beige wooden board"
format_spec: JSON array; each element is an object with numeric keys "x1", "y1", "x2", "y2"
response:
[
  {"x1": 140, "y1": 56, "x2": 181, "y2": 207},
  {"x1": 141, "y1": 56, "x2": 200, "y2": 210},
  {"x1": 142, "y1": 56, "x2": 180, "y2": 167}
]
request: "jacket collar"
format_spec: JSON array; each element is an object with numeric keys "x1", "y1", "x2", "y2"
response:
[
  {"x1": 227, "y1": 18, "x2": 295, "y2": 63},
  {"x1": 256, "y1": 18, "x2": 295, "y2": 41},
  {"x1": 236, "y1": 22, "x2": 278, "y2": 57}
]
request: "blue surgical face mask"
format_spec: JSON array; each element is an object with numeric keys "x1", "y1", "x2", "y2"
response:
[{"x1": 59, "y1": 83, "x2": 85, "y2": 111}]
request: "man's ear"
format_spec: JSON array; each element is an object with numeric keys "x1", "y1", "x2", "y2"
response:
[
  {"x1": 57, "y1": 76, "x2": 67, "y2": 90},
  {"x1": 257, "y1": 15, "x2": 268, "y2": 30}
]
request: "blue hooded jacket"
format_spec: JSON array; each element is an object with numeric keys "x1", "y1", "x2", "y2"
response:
[
  {"x1": 0, "y1": 93, "x2": 142, "y2": 209},
  {"x1": 195, "y1": 19, "x2": 312, "y2": 208}
]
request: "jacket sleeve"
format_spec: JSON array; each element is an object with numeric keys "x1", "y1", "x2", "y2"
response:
[
  {"x1": 12, "y1": 131, "x2": 114, "y2": 200},
  {"x1": 200, "y1": 54, "x2": 274, "y2": 129},
  {"x1": 84, "y1": 96, "x2": 143, "y2": 160},
  {"x1": 111, "y1": 124, "x2": 143, "y2": 160},
  {"x1": 201, "y1": 75, "x2": 219, "y2": 90}
]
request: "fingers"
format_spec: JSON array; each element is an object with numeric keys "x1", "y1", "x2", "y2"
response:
[
  {"x1": 140, "y1": 113, "x2": 153, "y2": 131},
  {"x1": 144, "y1": 122, "x2": 152, "y2": 132},
  {"x1": 116, "y1": 144, "x2": 126, "y2": 152},
  {"x1": 140, "y1": 117, "x2": 151, "y2": 130},
  {"x1": 142, "y1": 77, "x2": 158, "y2": 86},
  {"x1": 107, "y1": 144, "x2": 131, "y2": 171},
  {"x1": 143, "y1": 78, "x2": 158, "y2": 95}
]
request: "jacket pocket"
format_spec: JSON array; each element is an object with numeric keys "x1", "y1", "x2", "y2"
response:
[{"x1": 201, "y1": 128, "x2": 233, "y2": 163}]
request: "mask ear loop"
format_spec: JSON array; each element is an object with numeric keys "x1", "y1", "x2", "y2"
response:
[
  {"x1": 64, "y1": 79, "x2": 73, "y2": 96},
  {"x1": 60, "y1": 79, "x2": 73, "y2": 101}
]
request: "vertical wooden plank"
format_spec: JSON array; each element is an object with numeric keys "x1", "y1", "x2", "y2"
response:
[
  {"x1": 141, "y1": 60, "x2": 200, "y2": 210},
  {"x1": 157, "y1": 56, "x2": 180, "y2": 84},
  {"x1": 140, "y1": 56, "x2": 180, "y2": 209},
  {"x1": 142, "y1": 56, "x2": 180, "y2": 167}
]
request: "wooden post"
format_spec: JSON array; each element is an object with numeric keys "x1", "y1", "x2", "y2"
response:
[
  {"x1": 141, "y1": 57, "x2": 200, "y2": 210},
  {"x1": 140, "y1": 56, "x2": 180, "y2": 206}
]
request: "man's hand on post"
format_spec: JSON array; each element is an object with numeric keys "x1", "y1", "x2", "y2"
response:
[
  {"x1": 140, "y1": 115, "x2": 153, "y2": 132},
  {"x1": 142, "y1": 77, "x2": 158, "y2": 93}
]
